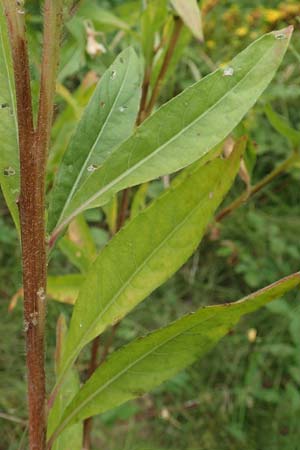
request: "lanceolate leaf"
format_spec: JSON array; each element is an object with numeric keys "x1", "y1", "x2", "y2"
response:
[
  {"x1": 47, "y1": 75, "x2": 96, "y2": 186},
  {"x1": 56, "y1": 141, "x2": 245, "y2": 387},
  {"x1": 265, "y1": 103, "x2": 300, "y2": 147},
  {"x1": 48, "y1": 48, "x2": 142, "y2": 232},
  {"x1": 170, "y1": 0, "x2": 203, "y2": 42},
  {"x1": 0, "y1": 5, "x2": 19, "y2": 229},
  {"x1": 49, "y1": 272, "x2": 300, "y2": 441},
  {"x1": 50, "y1": 27, "x2": 292, "y2": 239}
]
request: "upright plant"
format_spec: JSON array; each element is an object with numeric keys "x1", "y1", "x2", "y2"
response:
[{"x1": 0, "y1": 1, "x2": 299, "y2": 449}]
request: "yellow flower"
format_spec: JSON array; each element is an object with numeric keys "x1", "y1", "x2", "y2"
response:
[
  {"x1": 264, "y1": 8, "x2": 284, "y2": 23},
  {"x1": 235, "y1": 26, "x2": 248, "y2": 37},
  {"x1": 206, "y1": 40, "x2": 216, "y2": 49},
  {"x1": 282, "y1": 5, "x2": 300, "y2": 15}
]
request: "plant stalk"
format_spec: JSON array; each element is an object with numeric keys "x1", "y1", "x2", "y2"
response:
[
  {"x1": 2, "y1": 2, "x2": 47, "y2": 448},
  {"x1": 3, "y1": 1, "x2": 63, "y2": 448}
]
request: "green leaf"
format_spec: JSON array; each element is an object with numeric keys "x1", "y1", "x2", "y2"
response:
[
  {"x1": 56, "y1": 140, "x2": 245, "y2": 387},
  {"x1": 48, "y1": 275, "x2": 83, "y2": 305},
  {"x1": 170, "y1": 0, "x2": 203, "y2": 42},
  {"x1": 49, "y1": 272, "x2": 300, "y2": 441},
  {"x1": 264, "y1": 104, "x2": 300, "y2": 147},
  {"x1": 0, "y1": 6, "x2": 19, "y2": 230},
  {"x1": 50, "y1": 27, "x2": 292, "y2": 238},
  {"x1": 59, "y1": 238, "x2": 91, "y2": 273},
  {"x1": 47, "y1": 315, "x2": 82, "y2": 449},
  {"x1": 68, "y1": 214, "x2": 97, "y2": 260},
  {"x1": 48, "y1": 47, "x2": 142, "y2": 233},
  {"x1": 47, "y1": 76, "x2": 96, "y2": 186},
  {"x1": 58, "y1": 18, "x2": 86, "y2": 82}
]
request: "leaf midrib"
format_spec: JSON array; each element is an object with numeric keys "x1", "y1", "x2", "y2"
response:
[{"x1": 55, "y1": 35, "x2": 276, "y2": 233}]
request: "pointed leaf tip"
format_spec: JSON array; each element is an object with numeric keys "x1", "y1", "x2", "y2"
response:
[{"x1": 273, "y1": 26, "x2": 293, "y2": 40}]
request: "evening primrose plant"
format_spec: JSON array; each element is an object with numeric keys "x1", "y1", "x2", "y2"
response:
[{"x1": 0, "y1": 1, "x2": 299, "y2": 449}]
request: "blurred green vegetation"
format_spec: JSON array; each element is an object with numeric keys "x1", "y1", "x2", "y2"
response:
[{"x1": 1, "y1": 1, "x2": 300, "y2": 449}]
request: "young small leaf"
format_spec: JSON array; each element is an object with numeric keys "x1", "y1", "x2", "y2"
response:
[
  {"x1": 48, "y1": 47, "x2": 142, "y2": 232},
  {"x1": 56, "y1": 139, "x2": 245, "y2": 388},
  {"x1": 50, "y1": 27, "x2": 292, "y2": 238},
  {"x1": 49, "y1": 271, "x2": 300, "y2": 441}
]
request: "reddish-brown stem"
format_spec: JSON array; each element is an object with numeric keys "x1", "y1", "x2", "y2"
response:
[
  {"x1": 2, "y1": 2, "x2": 46, "y2": 448},
  {"x1": 3, "y1": 1, "x2": 63, "y2": 449},
  {"x1": 82, "y1": 417, "x2": 93, "y2": 450},
  {"x1": 145, "y1": 17, "x2": 183, "y2": 118},
  {"x1": 137, "y1": 65, "x2": 152, "y2": 125},
  {"x1": 116, "y1": 188, "x2": 130, "y2": 230}
]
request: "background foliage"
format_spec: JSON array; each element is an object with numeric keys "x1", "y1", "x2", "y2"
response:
[{"x1": 1, "y1": 0, "x2": 300, "y2": 449}]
